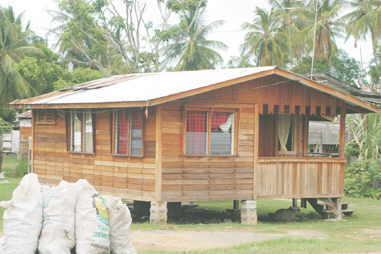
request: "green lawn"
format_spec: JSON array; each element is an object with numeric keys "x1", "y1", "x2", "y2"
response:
[
  {"x1": 137, "y1": 198, "x2": 381, "y2": 254},
  {"x1": 0, "y1": 155, "x2": 21, "y2": 231},
  {"x1": 1, "y1": 155, "x2": 381, "y2": 253}
]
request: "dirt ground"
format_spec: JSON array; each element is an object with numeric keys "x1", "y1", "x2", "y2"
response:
[{"x1": 131, "y1": 229, "x2": 328, "y2": 251}]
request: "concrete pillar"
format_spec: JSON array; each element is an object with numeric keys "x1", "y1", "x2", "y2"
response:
[
  {"x1": 240, "y1": 200, "x2": 257, "y2": 225},
  {"x1": 334, "y1": 198, "x2": 343, "y2": 220},
  {"x1": 150, "y1": 201, "x2": 167, "y2": 224}
]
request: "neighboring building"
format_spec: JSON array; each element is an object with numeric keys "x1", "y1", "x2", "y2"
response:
[
  {"x1": 308, "y1": 121, "x2": 339, "y2": 155},
  {"x1": 11, "y1": 67, "x2": 380, "y2": 224},
  {"x1": 2, "y1": 130, "x2": 19, "y2": 154},
  {"x1": 17, "y1": 111, "x2": 32, "y2": 141},
  {"x1": 17, "y1": 111, "x2": 32, "y2": 158}
]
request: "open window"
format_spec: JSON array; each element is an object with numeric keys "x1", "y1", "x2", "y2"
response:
[
  {"x1": 113, "y1": 110, "x2": 143, "y2": 157},
  {"x1": 185, "y1": 109, "x2": 235, "y2": 156},
  {"x1": 276, "y1": 115, "x2": 296, "y2": 155},
  {"x1": 70, "y1": 112, "x2": 94, "y2": 153},
  {"x1": 259, "y1": 114, "x2": 306, "y2": 157}
]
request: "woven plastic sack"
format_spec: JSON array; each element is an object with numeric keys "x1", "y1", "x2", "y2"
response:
[
  {"x1": 75, "y1": 180, "x2": 111, "y2": 254},
  {"x1": 0, "y1": 173, "x2": 43, "y2": 254},
  {"x1": 38, "y1": 180, "x2": 83, "y2": 254},
  {"x1": 103, "y1": 196, "x2": 136, "y2": 254}
]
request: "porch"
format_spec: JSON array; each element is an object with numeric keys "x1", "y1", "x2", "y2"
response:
[{"x1": 255, "y1": 108, "x2": 346, "y2": 199}]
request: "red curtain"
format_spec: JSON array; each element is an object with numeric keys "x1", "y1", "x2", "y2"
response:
[
  {"x1": 211, "y1": 112, "x2": 230, "y2": 132},
  {"x1": 131, "y1": 111, "x2": 142, "y2": 130},
  {"x1": 186, "y1": 111, "x2": 207, "y2": 155},
  {"x1": 186, "y1": 111, "x2": 207, "y2": 132},
  {"x1": 117, "y1": 111, "x2": 129, "y2": 154}
]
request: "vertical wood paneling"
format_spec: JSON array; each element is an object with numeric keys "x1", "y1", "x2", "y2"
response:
[{"x1": 257, "y1": 159, "x2": 345, "y2": 198}]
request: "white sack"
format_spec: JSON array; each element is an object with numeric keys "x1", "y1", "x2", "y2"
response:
[
  {"x1": 0, "y1": 173, "x2": 43, "y2": 254},
  {"x1": 38, "y1": 181, "x2": 81, "y2": 254},
  {"x1": 0, "y1": 237, "x2": 4, "y2": 252},
  {"x1": 103, "y1": 196, "x2": 136, "y2": 254},
  {"x1": 75, "y1": 180, "x2": 111, "y2": 254}
]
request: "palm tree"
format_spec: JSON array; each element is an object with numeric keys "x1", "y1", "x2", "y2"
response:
[
  {"x1": 241, "y1": 7, "x2": 287, "y2": 66},
  {"x1": 301, "y1": 0, "x2": 343, "y2": 63},
  {"x1": 0, "y1": 7, "x2": 36, "y2": 119},
  {"x1": 50, "y1": 0, "x2": 113, "y2": 72},
  {"x1": 164, "y1": 0, "x2": 227, "y2": 70},
  {"x1": 0, "y1": 7, "x2": 36, "y2": 177},
  {"x1": 270, "y1": 0, "x2": 305, "y2": 65},
  {"x1": 342, "y1": 0, "x2": 381, "y2": 57}
]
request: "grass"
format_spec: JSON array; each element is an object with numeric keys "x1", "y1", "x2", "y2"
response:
[
  {"x1": 137, "y1": 198, "x2": 381, "y2": 254},
  {"x1": 1, "y1": 155, "x2": 381, "y2": 253},
  {"x1": 0, "y1": 155, "x2": 21, "y2": 231}
]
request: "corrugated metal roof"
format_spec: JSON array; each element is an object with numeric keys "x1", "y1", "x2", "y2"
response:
[
  {"x1": 33, "y1": 67, "x2": 276, "y2": 105},
  {"x1": 17, "y1": 110, "x2": 32, "y2": 119}
]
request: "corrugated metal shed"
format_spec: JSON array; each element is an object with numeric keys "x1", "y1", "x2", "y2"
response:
[
  {"x1": 309, "y1": 121, "x2": 339, "y2": 145},
  {"x1": 33, "y1": 67, "x2": 275, "y2": 105}
]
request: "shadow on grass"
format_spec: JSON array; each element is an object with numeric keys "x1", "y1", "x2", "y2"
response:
[{"x1": 131, "y1": 204, "x2": 321, "y2": 225}]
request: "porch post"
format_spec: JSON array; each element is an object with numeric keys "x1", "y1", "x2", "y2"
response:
[
  {"x1": 339, "y1": 113, "x2": 346, "y2": 159},
  {"x1": 241, "y1": 200, "x2": 257, "y2": 224},
  {"x1": 150, "y1": 201, "x2": 167, "y2": 224}
]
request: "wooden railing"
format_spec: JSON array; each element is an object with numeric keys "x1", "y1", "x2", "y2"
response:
[{"x1": 256, "y1": 157, "x2": 345, "y2": 199}]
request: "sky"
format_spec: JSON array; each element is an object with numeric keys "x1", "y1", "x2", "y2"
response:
[{"x1": 1, "y1": 0, "x2": 374, "y2": 67}]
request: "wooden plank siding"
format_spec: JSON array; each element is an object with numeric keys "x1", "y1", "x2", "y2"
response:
[
  {"x1": 256, "y1": 158, "x2": 345, "y2": 198},
  {"x1": 159, "y1": 103, "x2": 256, "y2": 202},
  {"x1": 33, "y1": 110, "x2": 157, "y2": 201}
]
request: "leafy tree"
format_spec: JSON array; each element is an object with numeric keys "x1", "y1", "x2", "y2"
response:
[
  {"x1": 292, "y1": 50, "x2": 365, "y2": 88},
  {"x1": 17, "y1": 42, "x2": 70, "y2": 94},
  {"x1": 345, "y1": 113, "x2": 381, "y2": 199},
  {"x1": 241, "y1": 7, "x2": 287, "y2": 66},
  {"x1": 161, "y1": 0, "x2": 227, "y2": 70},
  {"x1": 0, "y1": 7, "x2": 39, "y2": 120}
]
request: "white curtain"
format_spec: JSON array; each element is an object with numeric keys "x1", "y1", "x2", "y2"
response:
[
  {"x1": 277, "y1": 114, "x2": 291, "y2": 152},
  {"x1": 84, "y1": 112, "x2": 93, "y2": 153},
  {"x1": 219, "y1": 114, "x2": 234, "y2": 133}
]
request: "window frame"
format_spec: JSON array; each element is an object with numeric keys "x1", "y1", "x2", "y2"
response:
[
  {"x1": 69, "y1": 111, "x2": 95, "y2": 154},
  {"x1": 183, "y1": 107, "x2": 238, "y2": 157},
  {"x1": 112, "y1": 110, "x2": 144, "y2": 158}
]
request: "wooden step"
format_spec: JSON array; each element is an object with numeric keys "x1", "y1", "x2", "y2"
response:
[{"x1": 343, "y1": 210, "x2": 354, "y2": 217}]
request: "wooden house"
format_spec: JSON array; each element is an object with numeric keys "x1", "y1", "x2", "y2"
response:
[{"x1": 11, "y1": 67, "x2": 380, "y2": 224}]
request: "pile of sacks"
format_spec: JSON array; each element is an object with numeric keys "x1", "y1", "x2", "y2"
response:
[{"x1": 0, "y1": 173, "x2": 136, "y2": 254}]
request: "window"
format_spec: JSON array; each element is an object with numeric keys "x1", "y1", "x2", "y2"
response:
[
  {"x1": 70, "y1": 112, "x2": 94, "y2": 153},
  {"x1": 185, "y1": 110, "x2": 235, "y2": 156},
  {"x1": 114, "y1": 110, "x2": 143, "y2": 157},
  {"x1": 36, "y1": 110, "x2": 56, "y2": 125},
  {"x1": 276, "y1": 114, "x2": 296, "y2": 154}
]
